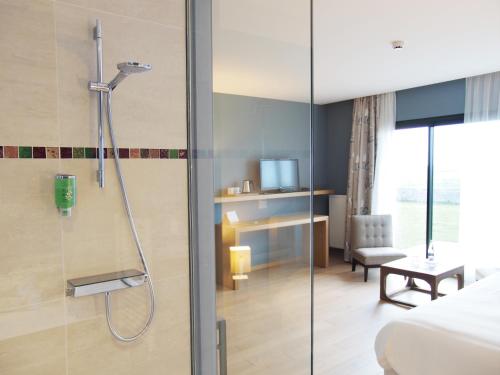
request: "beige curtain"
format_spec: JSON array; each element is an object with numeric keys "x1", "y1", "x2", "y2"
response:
[
  {"x1": 460, "y1": 71, "x2": 500, "y2": 280},
  {"x1": 465, "y1": 71, "x2": 500, "y2": 122},
  {"x1": 344, "y1": 96, "x2": 377, "y2": 261}
]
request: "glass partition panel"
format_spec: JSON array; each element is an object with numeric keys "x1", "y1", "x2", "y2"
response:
[{"x1": 212, "y1": 1, "x2": 313, "y2": 373}]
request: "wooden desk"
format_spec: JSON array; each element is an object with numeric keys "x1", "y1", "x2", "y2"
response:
[
  {"x1": 216, "y1": 214, "x2": 329, "y2": 290},
  {"x1": 214, "y1": 189, "x2": 334, "y2": 204}
]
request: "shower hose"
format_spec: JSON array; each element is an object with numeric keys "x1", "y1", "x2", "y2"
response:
[{"x1": 104, "y1": 89, "x2": 155, "y2": 342}]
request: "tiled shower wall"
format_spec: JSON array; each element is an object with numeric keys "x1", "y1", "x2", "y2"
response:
[{"x1": 0, "y1": 0, "x2": 190, "y2": 374}]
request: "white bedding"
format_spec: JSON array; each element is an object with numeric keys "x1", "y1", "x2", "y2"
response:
[{"x1": 375, "y1": 272, "x2": 500, "y2": 375}]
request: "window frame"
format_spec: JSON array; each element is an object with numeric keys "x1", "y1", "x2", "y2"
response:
[{"x1": 395, "y1": 113, "x2": 464, "y2": 257}]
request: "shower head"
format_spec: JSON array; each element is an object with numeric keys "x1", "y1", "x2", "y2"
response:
[
  {"x1": 118, "y1": 62, "x2": 152, "y2": 74},
  {"x1": 108, "y1": 62, "x2": 152, "y2": 90}
]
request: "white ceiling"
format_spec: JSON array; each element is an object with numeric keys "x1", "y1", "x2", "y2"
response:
[{"x1": 213, "y1": 0, "x2": 500, "y2": 104}]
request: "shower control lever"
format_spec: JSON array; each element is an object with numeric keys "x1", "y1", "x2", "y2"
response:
[{"x1": 66, "y1": 269, "x2": 147, "y2": 298}]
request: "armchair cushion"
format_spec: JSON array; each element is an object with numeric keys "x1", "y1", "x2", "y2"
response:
[{"x1": 353, "y1": 247, "x2": 406, "y2": 266}]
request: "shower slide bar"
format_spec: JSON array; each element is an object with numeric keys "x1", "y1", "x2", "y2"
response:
[{"x1": 94, "y1": 19, "x2": 105, "y2": 188}]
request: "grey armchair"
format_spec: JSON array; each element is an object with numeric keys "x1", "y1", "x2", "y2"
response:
[{"x1": 351, "y1": 215, "x2": 406, "y2": 282}]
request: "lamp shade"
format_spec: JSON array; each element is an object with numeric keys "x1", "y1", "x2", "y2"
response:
[{"x1": 229, "y1": 246, "x2": 251, "y2": 275}]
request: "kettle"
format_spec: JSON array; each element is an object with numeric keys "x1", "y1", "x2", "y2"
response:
[{"x1": 241, "y1": 180, "x2": 254, "y2": 193}]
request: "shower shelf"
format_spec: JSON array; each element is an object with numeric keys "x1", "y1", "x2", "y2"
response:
[{"x1": 66, "y1": 269, "x2": 146, "y2": 298}]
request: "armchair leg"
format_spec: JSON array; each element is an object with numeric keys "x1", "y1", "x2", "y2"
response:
[
  {"x1": 364, "y1": 267, "x2": 368, "y2": 282},
  {"x1": 352, "y1": 259, "x2": 356, "y2": 272}
]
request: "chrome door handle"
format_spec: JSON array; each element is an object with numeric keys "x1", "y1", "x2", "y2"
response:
[{"x1": 217, "y1": 318, "x2": 227, "y2": 375}]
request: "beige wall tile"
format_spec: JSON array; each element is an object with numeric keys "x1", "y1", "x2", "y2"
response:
[
  {"x1": 118, "y1": 160, "x2": 188, "y2": 219},
  {"x1": 0, "y1": 0, "x2": 59, "y2": 146},
  {"x1": 60, "y1": 160, "x2": 144, "y2": 280},
  {"x1": 0, "y1": 0, "x2": 190, "y2": 372},
  {"x1": 153, "y1": 276, "x2": 191, "y2": 329},
  {"x1": 66, "y1": 316, "x2": 146, "y2": 375},
  {"x1": 132, "y1": 323, "x2": 191, "y2": 375},
  {"x1": 67, "y1": 319, "x2": 191, "y2": 375},
  {"x1": 55, "y1": 0, "x2": 185, "y2": 29},
  {"x1": 0, "y1": 161, "x2": 63, "y2": 310},
  {"x1": 55, "y1": 3, "x2": 187, "y2": 148},
  {"x1": 0, "y1": 326, "x2": 66, "y2": 375},
  {"x1": 119, "y1": 160, "x2": 189, "y2": 280},
  {"x1": 149, "y1": 234, "x2": 189, "y2": 280},
  {"x1": 78, "y1": 275, "x2": 191, "y2": 331},
  {"x1": 0, "y1": 263, "x2": 63, "y2": 310},
  {"x1": 0, "y1": 300, "x2": 65, "y2": 341},
  {"x1": 65, "y1": 292, "x2": 104, "y2": 324},
  {"x1": 66, "y1": 277, "x2": 191, "y2": 374},
  {"x1": 60, "y1": 159, "x2": 189, "y2": 278},
  {"x1": 62, "y1": 159, "x2": 190, "y2": 316}
]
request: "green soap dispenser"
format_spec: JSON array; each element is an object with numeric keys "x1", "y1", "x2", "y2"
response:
[{"x1": 55, "y1": 174, "x2": 76, "y2": 216}]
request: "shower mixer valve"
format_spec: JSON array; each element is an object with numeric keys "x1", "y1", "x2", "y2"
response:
[{"x1": 66, "y1": 269, "x2": 147, "y2": 298}]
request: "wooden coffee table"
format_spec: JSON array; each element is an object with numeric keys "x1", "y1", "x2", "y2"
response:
[{"x1": 380, "y1": 257, "x2": 464, "y2": 308}]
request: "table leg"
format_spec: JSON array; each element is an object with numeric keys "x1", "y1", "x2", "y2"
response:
[
  {"x1": 430, "y1": 278, "x2": 439, "y2": 300},
  {"x1": 406, "y1": 277, "x2": 417, "y2": 288},
  {"x1": 232, "y1": 279, "x2": 239, "y2": 291},
  {"x1": 380, "y1": 268, "x2": 389, "y2": 301},
  {"x1": 313, "y1": 220, "x2": 328, "y2": 268},
  {"x1": 457, "y1": 269, "x2": 465, "y2": 290},
  {"x1": 379, "y1": 270, "x2": 416, "y2": 308}
]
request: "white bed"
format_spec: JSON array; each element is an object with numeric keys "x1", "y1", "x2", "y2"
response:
[{"x1": 375, "y1": 272, "x2": 500, "y2": 375}]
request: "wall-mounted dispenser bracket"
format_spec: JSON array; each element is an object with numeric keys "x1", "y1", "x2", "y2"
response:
[{"x1": 66, "y1": 269, "x2": 147, "y2": 298}]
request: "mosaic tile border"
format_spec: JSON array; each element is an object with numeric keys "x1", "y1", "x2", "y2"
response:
[{"x1": 0, "y1": 146, "x2": 187, "y2": 160}]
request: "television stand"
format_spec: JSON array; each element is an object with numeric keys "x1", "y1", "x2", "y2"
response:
[{"x1": 260, "y1": 189, "x2": 297, "y2": 194}]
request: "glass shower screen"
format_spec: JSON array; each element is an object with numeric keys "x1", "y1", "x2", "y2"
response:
[{"x1": 212, "y1": 1, "x2": 314, "y2": 374}]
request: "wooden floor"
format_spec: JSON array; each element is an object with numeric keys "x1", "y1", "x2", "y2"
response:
[{"x1": 217, "y1": 250, "x2": 462, "y2": 374}]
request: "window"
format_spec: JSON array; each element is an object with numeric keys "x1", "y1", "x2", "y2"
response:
[
  {"x1": 393, "y1": 127, "x2": 428, "y2": 253},
  {"x1": 393, "y1": 115, "x2": 464, "y2": 256},
  {"x1": 432, "y1": 125, "x2": 462, "y2": 247},
  {"x1": 394, "y1": 116, "x2": 500, "y2": 276}
]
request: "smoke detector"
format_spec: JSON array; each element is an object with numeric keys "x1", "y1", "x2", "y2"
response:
[{"x1": 392, "y1": 40, "x2": 405, "y2": 50}]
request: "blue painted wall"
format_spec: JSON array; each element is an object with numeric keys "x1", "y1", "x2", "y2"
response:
[
  {"x1": 214, "y1": 93, "x2": 313, "y2": 265},
  {"x1": 320, "y1": 100, "x2": 353, "y2": 195},
  {"x1": 396, "y1": 79, "x2": 465, "y2": 122},
  {"x1": 214, "y1": 93, "x2": 311, "y2": 196}
]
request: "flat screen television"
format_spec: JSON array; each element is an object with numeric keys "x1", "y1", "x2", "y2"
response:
[{"x1": 260, "y1": 159, "x2": 300, "y2": 192}]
